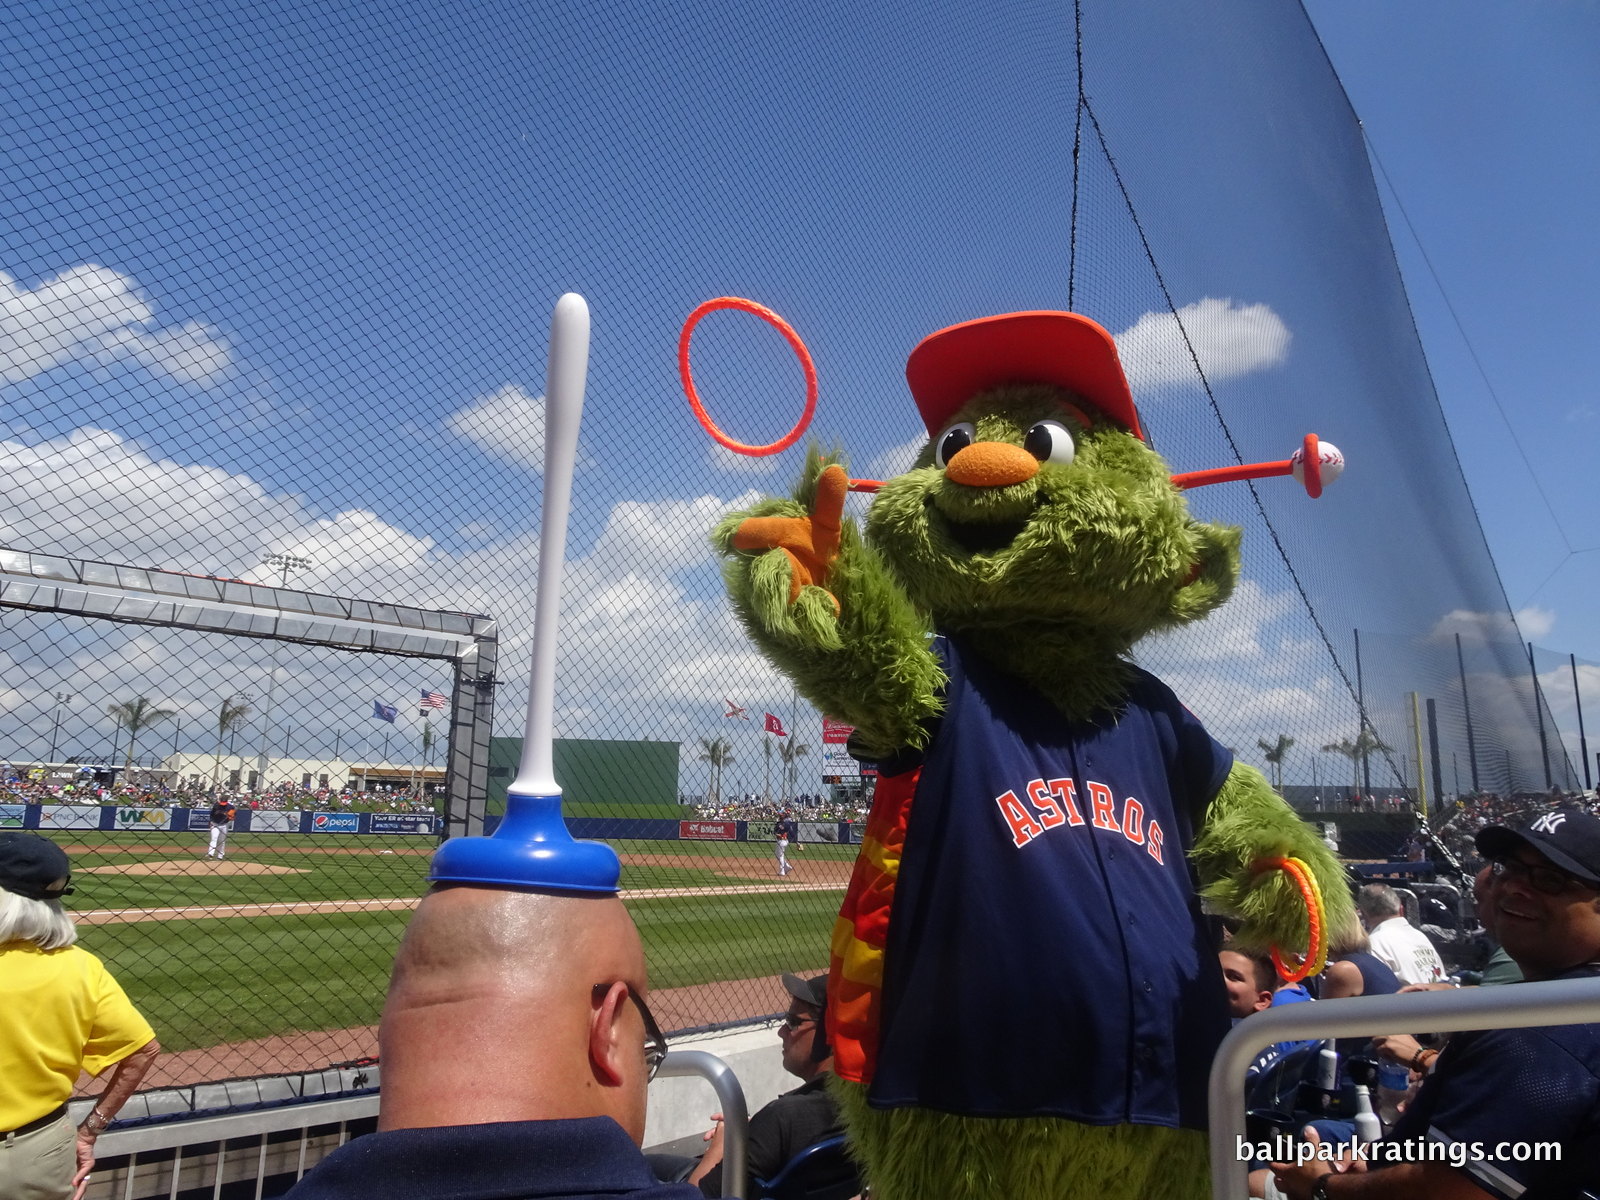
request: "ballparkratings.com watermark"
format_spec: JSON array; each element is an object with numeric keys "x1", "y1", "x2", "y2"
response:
[{"x1": 1238, "y1": 1135, "x2": 1562, "y2": 1170}]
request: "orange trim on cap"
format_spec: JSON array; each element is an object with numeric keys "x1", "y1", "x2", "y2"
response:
[{"x1": 905, "y1": 311, "x2": 1143, "y2": 441}]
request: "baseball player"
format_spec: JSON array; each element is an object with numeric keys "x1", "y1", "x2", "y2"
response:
[
  {"x1": 206, "y1": 797, "x2": 237, "y2": 860},
  {"x1": 774, "y1": 810, "x2": 798, "y2": 876}
]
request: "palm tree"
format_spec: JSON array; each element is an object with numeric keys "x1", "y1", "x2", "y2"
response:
[
  {"x1": 211, "y1": 696, "x2": 252, "y2": 791},
  {"x1": 699, "y1": 737, "x2": 734, "y2": 805},
  {"x1": 106, "y1": 696, "x2": 177, "y2": 771},
  {"x1": 1256, "y1": 734, "x2": 1294, "y2": 790},
  {"x1": 1321, "y1": 729, "x2": 1393, "y2": 798},
  {"x1": 778, "y1": 739, "x2": 812, "y2": 803}
]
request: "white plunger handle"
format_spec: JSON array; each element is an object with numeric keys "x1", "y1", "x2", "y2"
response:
[{"x1": 511, "y1": 293, "x2": 589, "y2": 796}]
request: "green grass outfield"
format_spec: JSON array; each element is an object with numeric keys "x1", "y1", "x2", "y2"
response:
[
  {"x1": 60, "y1": 830, "x2": 853, "y2": 1053},
  {"x1": 88, "y1": 889, "x2": 844, "y2": 1051}
]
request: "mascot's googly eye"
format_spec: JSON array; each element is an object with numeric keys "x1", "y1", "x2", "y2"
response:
[
  {"x1": 933, "y1": 422, "x2": 976, "y2": 469},
  {"x1": 1024, "y1": 420, "x2": 1077, "y2": 466}
]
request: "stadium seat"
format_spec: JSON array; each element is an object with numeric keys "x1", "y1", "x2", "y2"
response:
[{"x1": 752, "y1": 1134, "x2": 861, "y2": 1200}]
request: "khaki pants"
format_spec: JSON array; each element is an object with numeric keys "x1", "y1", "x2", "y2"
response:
[{"x1": 0, "y1": 1111, "x2": 75, "y2": 1200}]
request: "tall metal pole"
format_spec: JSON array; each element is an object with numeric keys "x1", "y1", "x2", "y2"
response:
[
  {"x1": 1426, "y1": 698, "x2": 1444, "y2": 811},
  {"x1": 1456, "y1": 633, "x2": 1480, "y2": 792},
  {"x1": 48, "y1": 693, "x2": 72, "y2": 762},
  {"x1": 1571, "y1": 654, "x2": 1591, "y2": 791},
  {"x1": 1354, "y1": 630, "x2": 1371, "y2": 795},
  {"x1": 1409, "y1": 692, "x2": 1428, "y2": 818},
  {"x1": 254, "y1": 553, "x2": 311, "y2": 789},
  {"x1": 1529, "y1": 642, "x2": 1552, "y2": 790}
]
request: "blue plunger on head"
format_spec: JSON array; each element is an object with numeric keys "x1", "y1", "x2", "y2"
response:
[{"x1": 429, "y1": 293, "x2": 621, "y2": 895}]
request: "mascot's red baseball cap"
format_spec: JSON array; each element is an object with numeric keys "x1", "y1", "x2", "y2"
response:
[{"x1": 905, "y1": 311, "x2": 1144, "y2": 442}]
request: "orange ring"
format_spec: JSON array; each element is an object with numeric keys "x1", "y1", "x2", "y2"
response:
[
  {"x1": 1261, "y1": 856, "x2": 1328, "y2": 983},
  {"x1": 679, "y1": 297, "x2": 818, "y2": 457}
]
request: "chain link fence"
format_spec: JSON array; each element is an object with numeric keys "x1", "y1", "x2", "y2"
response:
[{"x1": 1, "y1": 0, "x2": 1575, "y2": 1090}]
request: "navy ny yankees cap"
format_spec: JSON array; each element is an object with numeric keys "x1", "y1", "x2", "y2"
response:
[
  {"x1": 1477, "y1": 807, "x2": 1600, "y2": 887},
  {"x1": 0, "y1": 832, "x2": 75, "y2": 901}
]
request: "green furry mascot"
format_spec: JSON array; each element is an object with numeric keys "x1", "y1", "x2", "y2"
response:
[{"x1": 714, "y1": 311, "x2": 1353, "y2": 1199}]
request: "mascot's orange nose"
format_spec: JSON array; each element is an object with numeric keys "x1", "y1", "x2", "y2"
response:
[{"x1": 945, "y1": 442, "x2": 1039, "y2": 488}]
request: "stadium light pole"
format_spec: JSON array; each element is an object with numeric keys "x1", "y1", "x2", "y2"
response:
[
  {"x1": 48, "y1": 692, "x2": 72, "y2": 763},
  {"x1": 254, "y1": 552, "x2": 312, "y2": 791}
]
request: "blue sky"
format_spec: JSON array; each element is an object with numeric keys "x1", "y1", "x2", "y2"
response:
[
  {"x1": 1303, "y1": 0, "x2": 1600, "y2": 664},
  {"x1": 0, "y1": 0, "x2": 1590, "y2": 791}
]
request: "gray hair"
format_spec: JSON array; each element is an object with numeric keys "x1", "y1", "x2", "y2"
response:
[
  {"x1": 0, "y1": 888, "x2": 79, "y2": 950},
  {"x1": 1356, "y1": 883, "x2": 1403, "y2": 920}
]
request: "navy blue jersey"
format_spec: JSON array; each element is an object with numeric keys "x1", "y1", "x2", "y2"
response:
[
  {"x1": 867, "y1": 635, "x2": 1234, "y2": 1128},
  {"x1": 1383, "y1": 964, "x2": 1600, "y2": 1198}
]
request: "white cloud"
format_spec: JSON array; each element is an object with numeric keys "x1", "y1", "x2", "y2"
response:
[
  {"x1": 0, "y1": 265, "x2": 233, "y2": 388},
  {"x1": 865, "y1": 434, "x2": 925, "y2": 482},
  {"x1": 445, "y1": 384, "x2": 547, "y2": 471},
  {"x1": 97, "y1": 320, "x2": 233, "y2": 388},
  {"x1": 1430, "y1": 606, "x2": 1554, "y2": 646},
  {"x1": 1116, "y1": 298, "x2": 1290, "y2": 393},
  {"x1": 707, "y1": 443, "x2": 784, "y2": 477}
]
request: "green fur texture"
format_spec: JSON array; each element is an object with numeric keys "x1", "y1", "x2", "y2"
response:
[
  {"x1": 833, "y1": 1078, "x2": 1208, "y2": 1200},
  {"x1": 1193, "y1": 762, "x2": 1358, "y2": 958}
]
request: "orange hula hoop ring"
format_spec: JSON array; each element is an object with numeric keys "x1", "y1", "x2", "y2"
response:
[
  {"x1": 1261, "y1": 855, "x2": 1329, "y2": 983},
  {"x1": 678, "y1": 297, "x2": 819, "y2": 457}
]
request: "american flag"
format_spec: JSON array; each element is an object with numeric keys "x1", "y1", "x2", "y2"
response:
[{"x1": 419, "y1": 690, "x2": 447, "y2": 710}]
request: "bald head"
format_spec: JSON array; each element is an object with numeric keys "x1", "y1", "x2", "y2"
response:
[{"x1": 378, "y1": 885, "x2": 653, "y2": 1141}]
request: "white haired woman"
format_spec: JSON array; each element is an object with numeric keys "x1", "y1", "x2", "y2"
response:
[{"x1": 0, "y1": 833, "x2": 160, "y2": 1200}]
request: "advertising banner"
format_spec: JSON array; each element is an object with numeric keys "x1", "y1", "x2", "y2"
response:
[
  {"x1": 249, "y1": 810, "x2": 301, "y2": 833},
  {"x1": 371, "y1": 814, "x2": 437, "y2": 835},
  {"x1": 115, "y1": 807, "x2": 170, "y2": 829},
  {"x1": 820, "y1": 716, "x2": 858, "y2": 781},
  {"x1": 797, "y1": 820, "x2": 840, "y2": 843},
  {"x1": 679, "y1": 820, "x2": 736, "y2": 841},
  {"x1": 843, "y1": 823, "x2": 865, "y2": 844},
  {"x1": 0, "y1": 804, "x2": 24, "y2": 829},
  {"x1": 174, "y1": 808, "x2": 214, "y2": 832},
  {"x1": 311, "y1": 812, "x2": 361, "y2": 833},
  {"x1": 746, "y1": 820, "x2": 777, "y2": 842},
  {"x1": 38, "y1": 806, "x2": 103, "y2": 830}
]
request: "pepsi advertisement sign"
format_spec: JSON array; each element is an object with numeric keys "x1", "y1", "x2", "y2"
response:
[{"x1": 311, "y1": 811, "x2": 361, "y2": 833}]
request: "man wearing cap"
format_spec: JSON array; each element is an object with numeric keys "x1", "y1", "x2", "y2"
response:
[
  {"x1": 1272, "y1": 806, "x2": 1600, "y2": 1200},
  {"x1": 0, "y1": 832, "x2": 161, "y2": 1200},
  {"x1": 687, "y1": 973, "x2": 848, "y2": 1197},
  {"x1": 774, "y1": 811, "x2": 798, "y2": 877}
]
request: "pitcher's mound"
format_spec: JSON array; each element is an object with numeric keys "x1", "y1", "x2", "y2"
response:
[{"x1": 83, "y1": 860, "x2": 307, "y2": 877}]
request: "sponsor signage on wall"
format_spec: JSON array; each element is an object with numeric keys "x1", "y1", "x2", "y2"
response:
[
  {"x1": 798, "y1": 820, "x2": 839, "y2": 843},
  {"x1": 0, "y1": 804, "x2": 24, "y2": 829},
  {"x1": 821, "y1": 715, "x2": 862, "y2": 782},
  {"x1": 250, "y1": 810, "x2": 301, "y2": 833},
  {"x1": 176, "y1": 808, "x2": 215, "y2": 832},
  {"x1": 116, "y1": 807, "x2": 169, "y2": 828},
  {"x1": 679, "y1": 820, "x2": 736, "y2": 841},
  {"x1": 38, "y1": 806, "x2": 103, "y2": 830},
  {"x1": 843, "y1": 823, "x2": 865, "y2": 844},
  {"x1": 311, "y1": 812, "x2": 361, "y2": 833},
  {"x1": 746, "y1": 820, "x2": 777, "y2": 842},
  {"x1": 371, "y1": 814, "x2": 436, "y2": 835}
]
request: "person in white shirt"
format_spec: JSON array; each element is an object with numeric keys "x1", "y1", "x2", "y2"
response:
[{"x1": 1356, "y1": 883, "x2": 1447, "y2": 986}]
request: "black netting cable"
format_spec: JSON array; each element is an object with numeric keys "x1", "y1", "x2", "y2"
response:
[
  {"x1": 1067, "y1": 0, "x2": 1084, "y2": 310},
  {"x1": 1081, "y1": 98, "x2": 1363, "y2": 714}
]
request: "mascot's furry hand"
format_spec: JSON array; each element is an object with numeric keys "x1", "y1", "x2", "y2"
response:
[{"x1": 713, "y1": 312, "x2": 1350, "y2": 1200}]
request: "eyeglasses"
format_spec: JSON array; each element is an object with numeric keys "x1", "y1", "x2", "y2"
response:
[
  {"x1": 594, "y1": 983, "x2": 669, "y2": 1080},
  {"x1": 780, "y1": 1009, "x2": 818, "y2": 1031},
  {"x1": 1491, "y1": 856, "x2": 1593, "y2": 897}
]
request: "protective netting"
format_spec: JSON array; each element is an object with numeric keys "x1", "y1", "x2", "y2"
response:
[{"x1": 1, "y1": 0, "x2": 1574, "y2": 1090}]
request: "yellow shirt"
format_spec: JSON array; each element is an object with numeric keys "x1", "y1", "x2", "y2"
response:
[{"x1": 0, "y1": 941, "x2": 156, "y2": 1129}]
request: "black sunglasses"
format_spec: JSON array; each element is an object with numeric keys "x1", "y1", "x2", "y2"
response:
[
  {"x1": 1491, "y1": 856, "x2": 1594, "y2": 897},
  {"x1": 780, "y1": 1008, "x2": 819, "y2": 1031},
  {"x1": 594, "y1": 982, "x2": 669, "y2": 1080}
]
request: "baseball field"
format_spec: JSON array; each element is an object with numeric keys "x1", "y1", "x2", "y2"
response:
[{"x1": 60, "y1": 827, "x2": 854, "y2": 1088}]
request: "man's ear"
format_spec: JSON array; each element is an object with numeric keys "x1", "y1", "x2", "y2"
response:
[
  {"x1": 589, "y1": 982, "x2": 629, "y2": 1087},
  {"x1": 1252, "y1": 990, "x2": 1273, "y2": 1014}
]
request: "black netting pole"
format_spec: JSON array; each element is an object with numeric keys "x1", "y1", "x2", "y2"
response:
[
  {"x1": 1426, "y1": 698, "x2": 1444, "y2": 812},
  {"x1": 1355, "y1": 629, "x2": 1371, "y2": 795},
  {"x1": 1528, "y1": 642, "x2": 1552, "y2": 791},
  {"x1": 1457, "y1": 634, "x2": 1480, "y2": 792},
  {"x1": 1572, "y1": 655, "x2": 1591, "y2": 791}
]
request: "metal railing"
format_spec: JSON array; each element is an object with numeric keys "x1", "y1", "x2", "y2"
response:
[
  {"x1": 81, "y1": 1049, "x2": 748, "y2": 1200},
  {"x1": 1207, "y1": 977, "x2": 1600, "y2": 1197}
]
